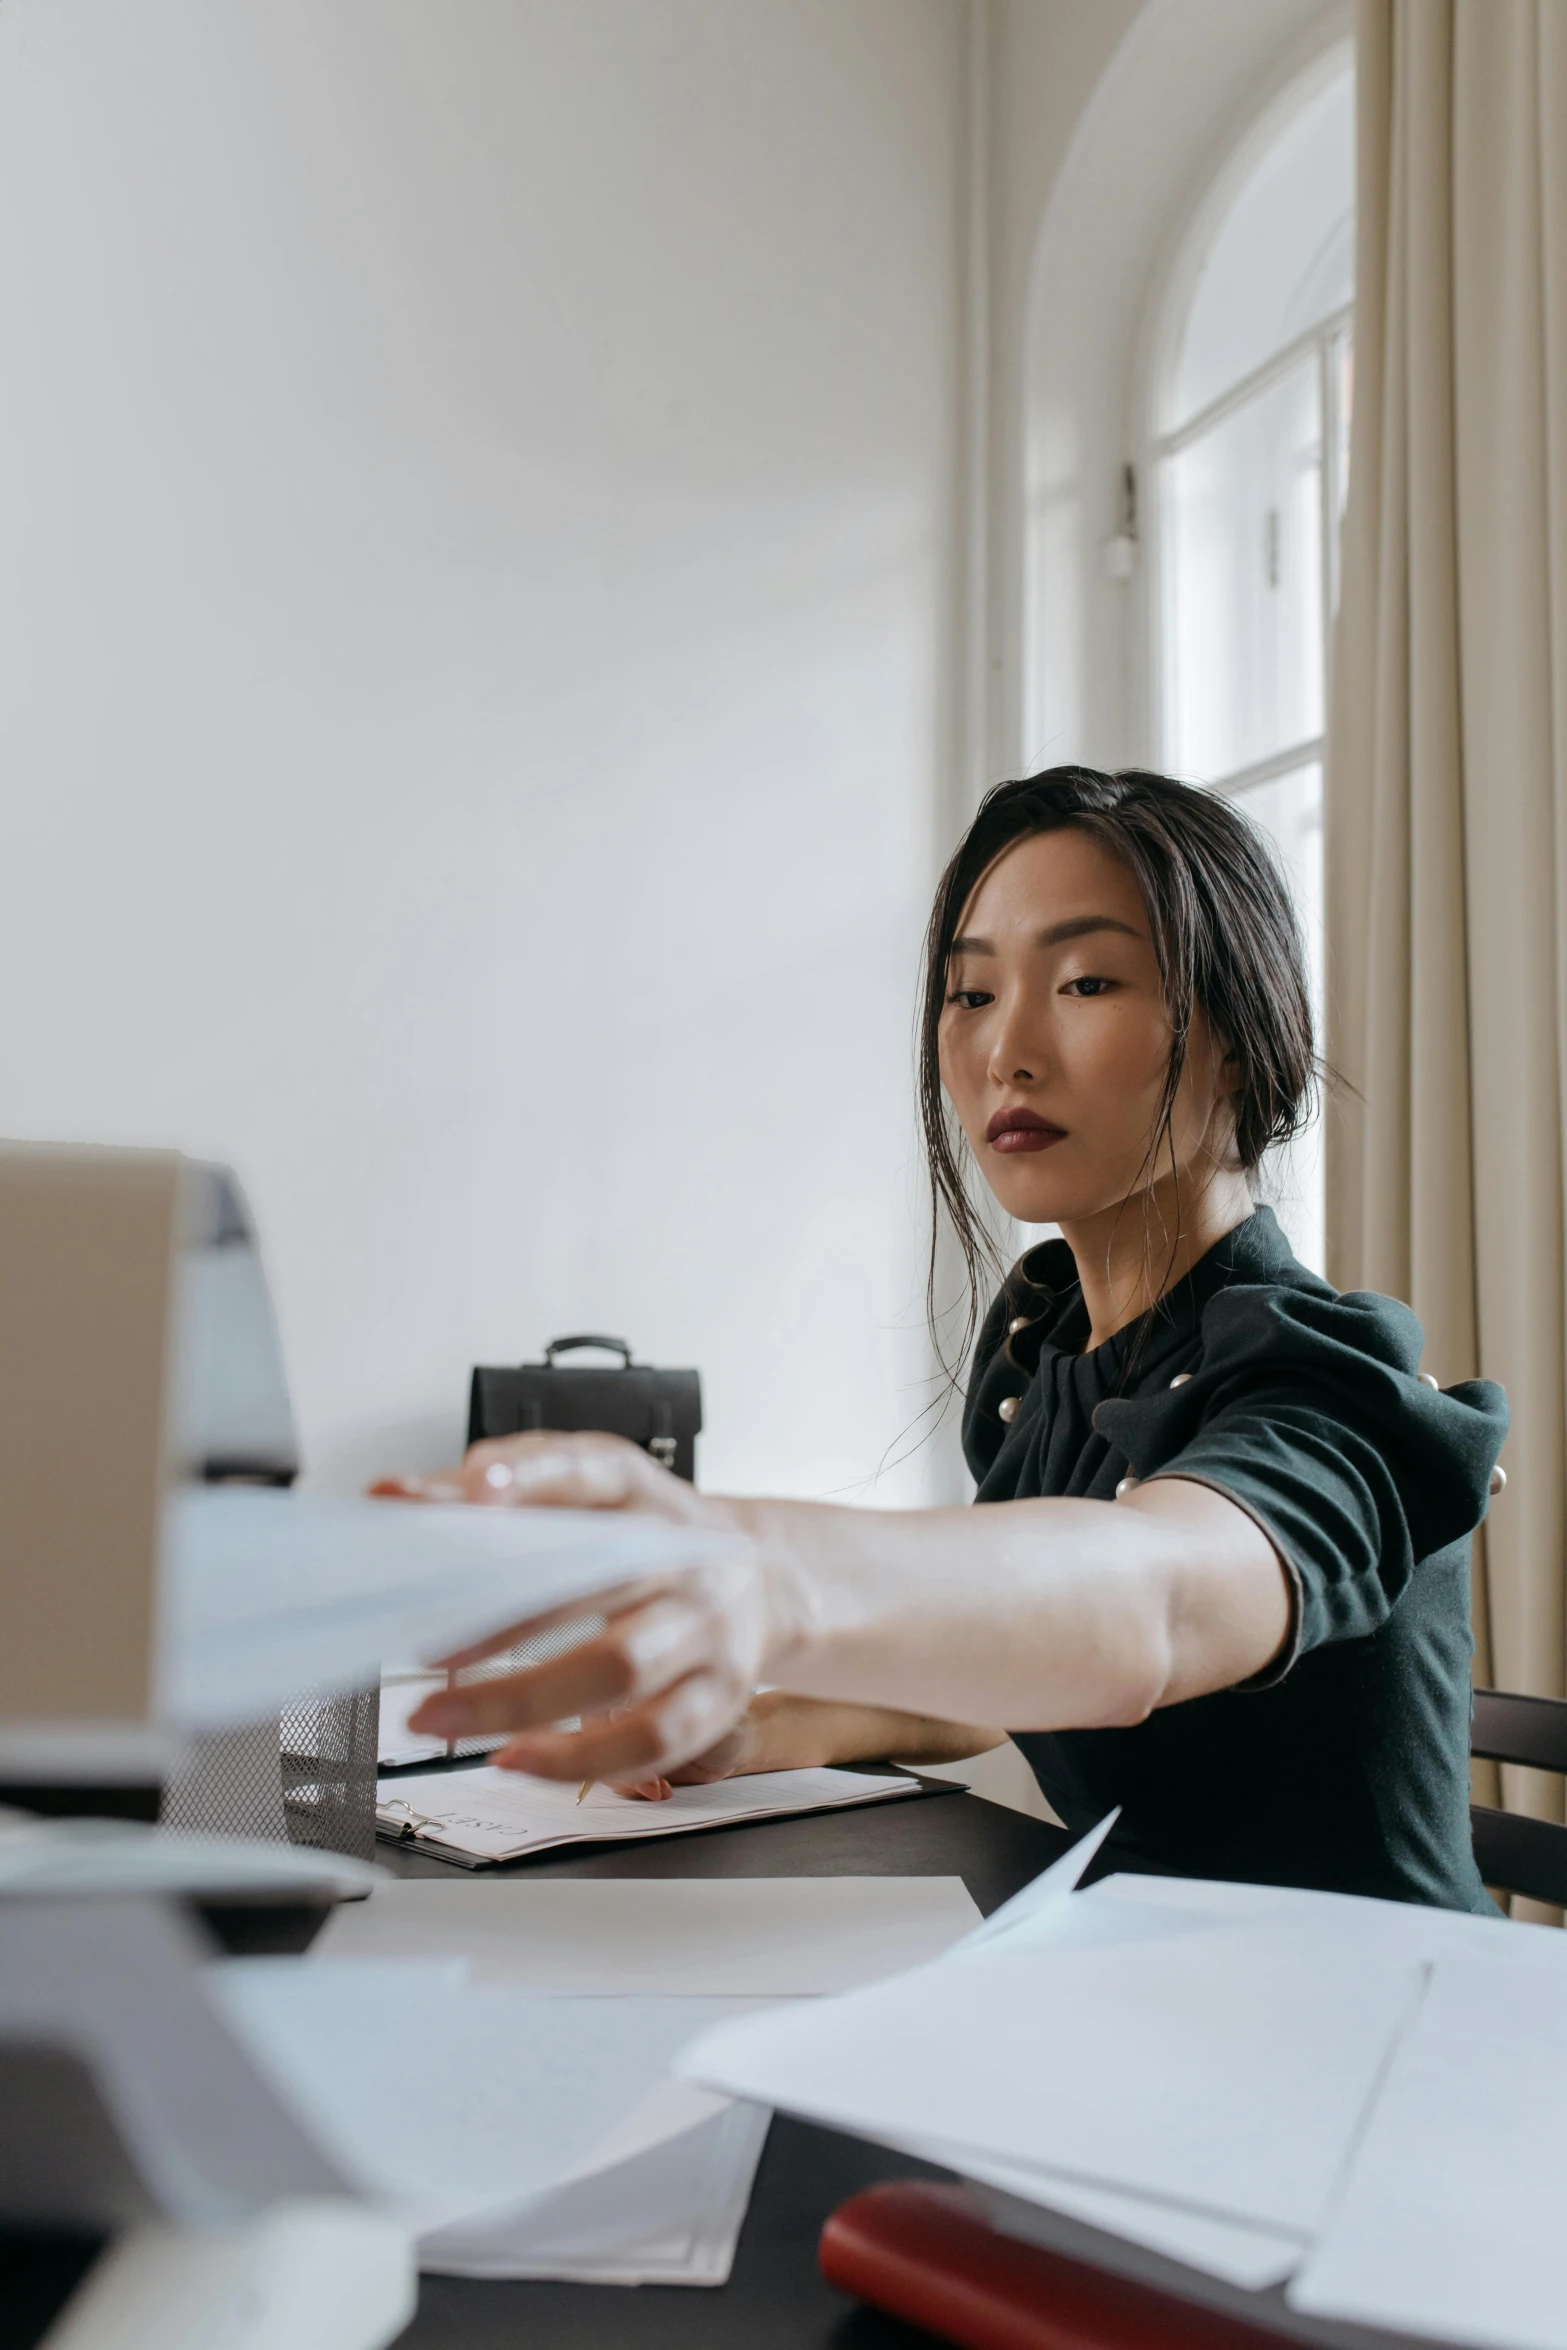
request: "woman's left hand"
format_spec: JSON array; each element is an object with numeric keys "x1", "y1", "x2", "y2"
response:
[
  {"x1": 373, "y1": 1431, "x2": 777, "y2": 1784},
  {"x1": 599, "y1": 1690, "x2": 1008, "y2": 1802},
  {"x1": 607, "y1": 1716, "x2": 761, "y2": 1803}
]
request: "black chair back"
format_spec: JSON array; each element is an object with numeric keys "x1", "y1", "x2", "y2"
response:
[{"x1": 1470, "y1": 1687, "x2": 1567, "y2": 1907}]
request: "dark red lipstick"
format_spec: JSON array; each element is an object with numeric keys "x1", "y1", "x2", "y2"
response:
[{"x1": 986, "y1": 1106, "x2": 1067, "y2": 1155}]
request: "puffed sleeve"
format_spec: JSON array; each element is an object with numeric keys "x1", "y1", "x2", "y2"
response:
[{"x1": 1090, "y1": 1283, "x2": 1509, "y2": 1674}]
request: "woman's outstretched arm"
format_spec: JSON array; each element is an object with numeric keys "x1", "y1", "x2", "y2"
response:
[{"x1": 391, "y1": 1433, "x2": 1290, "y2": 1783}]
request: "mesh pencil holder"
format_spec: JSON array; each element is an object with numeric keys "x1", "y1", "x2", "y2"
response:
[
  {"x1": 279, "y1": 1687, "x2": 381, "y2": 1861},
  {"x1": 161, "y1": 1684, "x2": 381, "y2": 1863}
]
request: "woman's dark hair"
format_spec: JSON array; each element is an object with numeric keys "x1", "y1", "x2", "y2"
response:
[{"x1": 919, "y1": 765, "x2": 1318, "y2": 1378}]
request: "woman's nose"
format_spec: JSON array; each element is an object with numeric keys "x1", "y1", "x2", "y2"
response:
[{"x1": 987, "y1": 991, "x2": 1043, "y2": 1088}]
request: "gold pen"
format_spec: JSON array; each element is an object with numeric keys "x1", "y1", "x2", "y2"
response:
[{"x1": 576, "y1": 1779, "x2": 593, "y2": 1805}]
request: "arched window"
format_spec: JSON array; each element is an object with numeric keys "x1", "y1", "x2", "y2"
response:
[{"x1": 1151, "y1": 46, "x2": 1355, "y2": 1268}]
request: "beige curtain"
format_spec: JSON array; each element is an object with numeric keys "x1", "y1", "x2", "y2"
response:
[{"x1": 1328, "y1": 0, "x2": 1567, "y2": 1902}]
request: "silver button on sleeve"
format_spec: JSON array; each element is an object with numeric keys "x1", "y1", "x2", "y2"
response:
[
  {"x1": 1418, "y1": 1372, "x2": 1439, "y2": 1390},
  {"x1": 1008, "y1": 1316, "x2": 1028, "y2": 1336},
  {"x1": 1169, "y1": 1372, "x2": 1192, "y2": 1388},
  {"x1": 1115, "y1": 1475, "x2": 1139, "y2": 1498},
  {"x1": 998, "y1": 1395, "x2": 1018, "y2": 1424},
  {"x1": 1490, "y1": 1464, "x2": 1507, "y2": 1496}
]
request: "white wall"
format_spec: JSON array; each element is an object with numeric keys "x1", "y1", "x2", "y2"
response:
[
  {"x1": 982, "y1": 0, "x2": 1146, "y2": 780},
  {"x1": 0, "y1": 0, "x2": 968, "y2": 1501}
]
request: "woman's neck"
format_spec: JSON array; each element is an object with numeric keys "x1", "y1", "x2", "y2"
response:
[{"x1": 1058, "y1": 1167, "x2": 1254, "y2": 1353}]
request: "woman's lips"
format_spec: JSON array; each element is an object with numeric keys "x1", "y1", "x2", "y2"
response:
[{"x1": 986, "y1": 1108, "x2": 1067, "y2": 1155}]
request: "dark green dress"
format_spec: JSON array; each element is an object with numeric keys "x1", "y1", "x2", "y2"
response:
[{"x1": 963, "y1": 1207, "x2": 1508, "y2": 1912}]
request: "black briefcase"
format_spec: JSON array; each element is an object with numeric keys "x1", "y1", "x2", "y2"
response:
[{"x1": 467, "y1": 1335, "x2": 702, "y2": 1482}]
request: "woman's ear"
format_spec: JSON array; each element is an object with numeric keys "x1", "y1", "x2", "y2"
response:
[
  {"x1": 1197, "y1": 1023, "x2": 1243, "y2": 1156},
  {"x1": 1206, "y1": 1021, "x2": 1241, "y2": 1096}
]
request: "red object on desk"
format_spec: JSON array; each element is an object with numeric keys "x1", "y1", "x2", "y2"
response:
[{"x1": 819, "y1": 2182, "x2": 1294, "y2": 2350}]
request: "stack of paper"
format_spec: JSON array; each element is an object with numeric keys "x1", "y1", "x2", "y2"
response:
[
  {"x1": 210, "y1": 1957, "x2": 770, "y2": 2285},
  {"x1": 221, "y1": 1876, "x2": 982, "y2": 2286},
  {"x1": 678, "y1": 1825, "x2": 1567, "y2": 2348},
  {"x1": 425, "y1": 2098, "x2": 773, "y2": 2284},
  {"x1": 375, "y1": 1763, "x2": 917, "y2": 1866}
]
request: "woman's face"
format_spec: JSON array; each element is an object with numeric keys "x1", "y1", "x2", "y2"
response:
[{"x1": 937, "y1": 827, "x2": 1234, "y2": 1230}]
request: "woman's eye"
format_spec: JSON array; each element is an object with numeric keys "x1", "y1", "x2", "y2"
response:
[
  {"x1": 946, "y1": 988, "x2": 995, "y2": 1010},
  {"x1": 1061, "y1": 974, "x2": 1114, "y2": 998}
]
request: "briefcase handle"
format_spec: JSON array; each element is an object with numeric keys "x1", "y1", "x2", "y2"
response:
[{"x1": 542, "y1": 1334, "x2": 635, "y2": 1368}]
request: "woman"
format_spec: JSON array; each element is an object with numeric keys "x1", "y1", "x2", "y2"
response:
[{"x1": 388, "y1": 768, "x2": 1507, "y2": 1910}]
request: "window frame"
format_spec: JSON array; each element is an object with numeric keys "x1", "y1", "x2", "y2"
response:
[
  {"x1": 1128, "y1": 38, "x2": 1354, "y2": 1273},
  {"x1": 1151, "y1": 302, "x2": 1351, "y2": 800},
  {"x1": 1135, "y1": 35, "x2": 1356, "y2": 804}
]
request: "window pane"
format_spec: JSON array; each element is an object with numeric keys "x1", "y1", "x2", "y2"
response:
[
  {"x1": 1162, "y1": 355, "x2": 1324, "y2": 781},
  {"x1": 1170, "y1": 59, "x2": 1354, "y2": 429},
  {"x1": 1230, "y1": 761, "x2": 1324, "y2": 1275}
]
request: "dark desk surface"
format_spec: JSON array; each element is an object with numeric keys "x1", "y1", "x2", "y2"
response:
[{"x1": 383, "y1": 1783, "x2": 1071, "y2": 2350}]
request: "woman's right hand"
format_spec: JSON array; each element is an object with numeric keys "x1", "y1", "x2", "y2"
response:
[{"x1": 372, "y1": 1431, "x2": 784, "y2": 1785}]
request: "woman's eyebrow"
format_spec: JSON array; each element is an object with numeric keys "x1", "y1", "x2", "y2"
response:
[
  {"x1": 948, "y1": 914, "x2": 1143, "y2": 957},
  {"x1": 1037, "y1": 914, "x2": 1144, "y2": 947}
]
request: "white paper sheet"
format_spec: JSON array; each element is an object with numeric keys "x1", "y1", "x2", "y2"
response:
[
  {"x1": 680, "y1": 1915, "x2": 1421, "y2": 2237},
  {"x1": 1290, "y1": 1947, "x2": 1567, "y2": 2349},
  {"x1": 925, "y1": 2013, "x2": 1310, "y2": 2290},
  {"x1": 952, "y1": 1808, "x2": 1119, "y2": 1951},
  {"x1": 160, "y1": 1487, "x2": 741, "y2": 1729},
  {"x1": 374, "y1": 1763, "x2": 916, "y2": 1865},
  {"x1": 317, "y1": 1874, "x2": 981, "y2": 1993},
  {"x1": 914, "y1": 1854, "x2": 1319, "y2": 2290},
  {"x1": 210, "y1": 1958, "x2": 766, "y2": 2237},
  {"x1": 1091, "y1": 1870, "x2": 1552, "y2": 1964},
  {"x1": 946, "y1": 1864, "x2": 1567, "y2": 2303}
]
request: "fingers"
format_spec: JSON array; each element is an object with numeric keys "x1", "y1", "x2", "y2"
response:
[
  {"x1": 408, "y1": 1593, "x2": 715, "y2": 1740},
  {"x1": 372, "y1": 1432, "x2": 706, "y2": 1524},
  {"x1": 490, "y1": 1665, "x2": 747, "y2": 1783},
  {"x1": 375, "y1": 1451, "x2": 768, "y2": 1780},
  {"x1": 610, "y1": 1778, "x2": 674, "y2": 1801}
]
